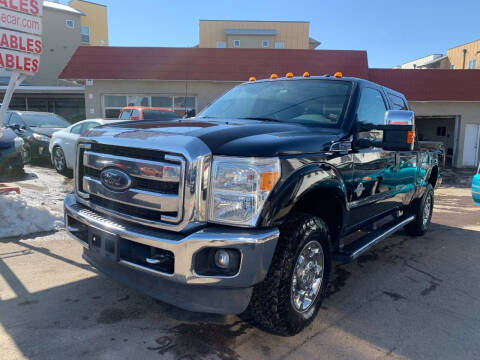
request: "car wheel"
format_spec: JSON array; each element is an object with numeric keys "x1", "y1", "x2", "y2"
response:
[
  {"x1": 243, "y1": 213, "x2": 331, "y2": 336},
  {"x1": 53, "y1": 146, "x2": 67, "y2": 175},
  {"x1": 406, "y1": 184, "x2": 434, "y2": 236}
]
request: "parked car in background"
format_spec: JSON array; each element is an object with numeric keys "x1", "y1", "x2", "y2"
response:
[
  {"x1": 118, "y1": 106, "x2": 180, "y2": 121},
  {"x1": 49, "y1": 119, "x2": 124, "y2": 175},
  {"x1": 472, "y1": 164, "x2": 480, "y2": 205},
  {"x1": 0, "y1": 126, "x2": 25, "y2": 177},
  {"x1": 2, "y1": 111, "x2": 71, "y2": 162}
]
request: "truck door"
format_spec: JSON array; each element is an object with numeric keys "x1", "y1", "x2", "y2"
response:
[{"x1": 348, "y1": 87, "x2": 399, "y2": 227}]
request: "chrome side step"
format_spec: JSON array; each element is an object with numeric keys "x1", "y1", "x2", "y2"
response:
[{"x1": 333, "y1": 216, "x2": 415, "y2": 263}]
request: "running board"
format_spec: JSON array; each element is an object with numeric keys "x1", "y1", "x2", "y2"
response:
[{"x1": 333, "y1": 216, "x2": 415, "y2": 263}]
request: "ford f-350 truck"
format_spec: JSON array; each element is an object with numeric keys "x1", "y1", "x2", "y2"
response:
[{"x1": 64, "y1": 74, "x2": 440, "y2": 335}]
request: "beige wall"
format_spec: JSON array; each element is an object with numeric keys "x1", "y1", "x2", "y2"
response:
[
  {"x1": 226, "y1": 35, "x2": 276, "y2": 48},
  {"x1": 84, "y1": 80, "x2": 240, "y2": 118},
  {"x1": 29, "y1": 8, "x2": 82, "y2": 85},
  {"x1": 410, "y1": 101, "x2": 480, "y2": 167},
  {"x1": 199, "y1": 20, "x2": 309, "y2": 49},
  {"x1": 69, "y1": 0, "x2": 109, "y2": 46},
  {"x1": 447, "y1": 39, "x2": 480, "y2": 69}
]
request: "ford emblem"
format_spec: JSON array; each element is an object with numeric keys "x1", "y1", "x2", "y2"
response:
[{"x1": 100, "y1": 168, "x2": 132, "y2": 192}]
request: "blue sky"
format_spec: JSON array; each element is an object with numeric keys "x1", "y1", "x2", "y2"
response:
[{"x1": 66, "y1": 0, "x2": 479, "y2": 68}]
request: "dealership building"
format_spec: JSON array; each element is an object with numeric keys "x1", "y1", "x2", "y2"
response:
[{"x1": 60, "y1": 46, "x2": 480, "y2": 168}]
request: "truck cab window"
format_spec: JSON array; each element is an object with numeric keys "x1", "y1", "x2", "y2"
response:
[{"x1": 356, "y1": 87, "x2": 387, "y2": 143}]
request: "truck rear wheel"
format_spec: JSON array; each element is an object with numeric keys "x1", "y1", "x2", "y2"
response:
[
  {"x1": 405, "y1": 184, "x2": 434, "y2": 236},
  {"x1": 244, "y1": 213, "x2": 331, "y2": 336}
]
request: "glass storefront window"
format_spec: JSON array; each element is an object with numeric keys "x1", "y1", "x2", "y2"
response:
[
  {"x1": 105, "y1": 109, "x2": 121, "y2": 118},
  {"x1": 151, "y1": 96, "x2": 173, "y2": 108},
  {"x1": 127, "y1": 96, "x2": 149, "y2": 106},
  {"x1": 104, "y1": 95, "x2": 126, "y2": 108},
  {"x1": 174, "y1": 96, "x2": 195, "y2": 109}
]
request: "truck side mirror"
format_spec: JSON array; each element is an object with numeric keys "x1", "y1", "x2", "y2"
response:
[{"x1": 353, "y1": 110, "x2": 415, "y2": 151}]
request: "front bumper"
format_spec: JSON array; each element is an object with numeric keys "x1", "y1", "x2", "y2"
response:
[{"x1": 64, "y1": 193, "x2": 279, "y2": 314}]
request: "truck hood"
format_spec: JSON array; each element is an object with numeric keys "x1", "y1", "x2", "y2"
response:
[{"x1": 89, "y1": 119, "x2": 343, "y2": 156}]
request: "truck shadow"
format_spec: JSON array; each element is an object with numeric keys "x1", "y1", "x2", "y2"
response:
[{"x1": 1, "y1": 224, "x2": 479, "y2": 359}]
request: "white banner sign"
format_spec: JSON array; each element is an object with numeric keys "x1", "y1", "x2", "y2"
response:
[
  {"x1": 0, "y1": 7, "x2": 41, "y2": 35},
  {"x1": 0, "y1": 0, "x2": 42, "y2": 17},
  {"x1": 0, "y1": 48, "x2": 39, "y2": 74},
  {"x1": 0, "y1": 28, "x2": 41, "y2": 54}
]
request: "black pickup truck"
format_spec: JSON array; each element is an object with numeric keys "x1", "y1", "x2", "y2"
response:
[{"x1": 64, "y1": 74, "x2": 440, "y2": 335}]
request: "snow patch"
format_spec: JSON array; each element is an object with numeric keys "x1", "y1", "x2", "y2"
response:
[{"x1": 0, "y1": 193, "x2": 64, "y2": 239}]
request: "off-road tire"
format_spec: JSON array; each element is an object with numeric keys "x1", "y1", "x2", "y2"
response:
[
  {"x1": 243, "y1": 213, "x2": 331, "y2": 336},
  {"x1": 405, "y1": 184, "x2": 434, "y2": 236}
]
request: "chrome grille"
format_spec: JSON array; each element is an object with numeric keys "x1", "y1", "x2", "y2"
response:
[{"x1": 76, "y1": 143, "x2": 186, "y2": 229}]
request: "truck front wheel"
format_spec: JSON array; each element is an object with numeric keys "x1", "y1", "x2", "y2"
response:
[{"x1": 244, "y1": 213, "x2": 331, "y2": 336}]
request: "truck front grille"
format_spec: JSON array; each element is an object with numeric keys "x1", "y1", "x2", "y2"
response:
[{"x1": 76, "y1": 143, "x2": 186, "y2": 229}]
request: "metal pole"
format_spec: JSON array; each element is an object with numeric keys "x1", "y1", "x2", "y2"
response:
[{"x1": 0, "y1": 71, "x2": 26, "y2": 123}]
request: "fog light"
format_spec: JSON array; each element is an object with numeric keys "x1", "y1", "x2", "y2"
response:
[{"x1": 215, "y1": 249, "x2": 230, "y2": 269}]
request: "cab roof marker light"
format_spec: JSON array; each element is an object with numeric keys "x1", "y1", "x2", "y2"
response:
[
  {"x1": 270, "y1": 73, "x2": 278, "y2": 79},
  {"x1": 334, "y1": 72, "x2": 343, "y2": 78},
  {"x1": 249, "y1": 76, "x2": 256, "y2": 82},
  {"x1": 303, "y1": 72, "x2": 310, "y2": 78},
  {"x1": 286, "y1": 72, "x2": 294, "y2": 78}
]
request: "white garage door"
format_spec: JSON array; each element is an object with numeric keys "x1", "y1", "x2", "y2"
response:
[{"x1": 463, "y1": 124, "x2": 480, "y2": 167}]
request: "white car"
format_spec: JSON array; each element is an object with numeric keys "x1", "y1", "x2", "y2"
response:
[{"x1": 49, "y1": 119, "x2": 123, "y2": 175}]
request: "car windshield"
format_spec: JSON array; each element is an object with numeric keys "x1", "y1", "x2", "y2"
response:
[
  {"x1": 143, "y1": 110, "x2": 179, "y2": 120},
  {"x1": 21, "y1": 113, "x2": 70, "y2": 128},
  {"x1": 198, "y1": 79, "x2": 352, "y2": 127}
]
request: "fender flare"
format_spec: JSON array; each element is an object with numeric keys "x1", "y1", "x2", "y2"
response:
[{"x1": 257, "y1": 162, "x2": 349, "y2": 228}]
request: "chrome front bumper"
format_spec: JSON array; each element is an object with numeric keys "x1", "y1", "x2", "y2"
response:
[{"x1": 64, "y1": 193, "x2": 279, "y2": 313}]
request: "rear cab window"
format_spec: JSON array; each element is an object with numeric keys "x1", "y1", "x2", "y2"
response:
[
  {"x1": 387, "y1": 93, "x2": 408, "y2": 110},
  {"x1": 142, "y1": 110, "x2": 179, "y2": 120},
  {"x1": 119, "y1": 110, "x2": 132, "y2": 119}
]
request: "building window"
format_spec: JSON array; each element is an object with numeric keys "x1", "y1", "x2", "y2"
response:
[
  {"x1": 104, "y1": 95, "x2": 197, "y2": 118},
  {"x1": 217, "y1": 41, "x2": 226, "y2": 48},
  {"x1": 81, "y1": 26, "x2": 90, "y2": 43},
  {"x1": 275, "y1": 42, "x2": 284, "y2": 49},
  {"x1": 66, "y1": 19, "x2": 75, "y2": 29},
  {"x1": 468, "y1": 59, "x2": 477, "y2": 69},
  {"x1": 233, "y1": 40, "x2": 240, "y2": 48},
  {"x1": 262, "y1": 40, "x2": 269, "y2": 48},
  {"x1": 436, "y1": 127, "x2": 447, "y2": 137},
  {"x1": 450, "y1": 65, "x2": 455, "y2": 69}
]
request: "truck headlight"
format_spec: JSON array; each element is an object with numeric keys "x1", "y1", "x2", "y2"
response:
[{"x1": 208, "y1": 156, "x2": 280, "y2": 227}]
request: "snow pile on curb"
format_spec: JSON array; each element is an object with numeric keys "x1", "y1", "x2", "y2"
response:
[{"x1": 0, "y1": 193, "x2": 64, "y2": 239}]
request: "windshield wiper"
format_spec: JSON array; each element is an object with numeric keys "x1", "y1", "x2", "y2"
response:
[{"x1": 240, "y1": 117, "x2": 281, "y2": 122}]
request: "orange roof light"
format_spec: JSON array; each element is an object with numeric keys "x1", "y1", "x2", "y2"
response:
[
  {"x1": 270, "y1": 73, "x2": 278, "y2": 79},
  {"x1": 286, "y1": 72, "x2": 294, "y2": 78},
  {"x1": 303, "y1": 71, "x2": 310, "y2": 78},
  {"x1": 334, "y1": 72, "x2": 343, "y2": 78},
  {"x1": 249, "y1": 76, "x2": 256, "y2": 82}
]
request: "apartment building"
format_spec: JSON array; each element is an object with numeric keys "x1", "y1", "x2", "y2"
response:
[
  {"x1": 447, "y1": 39, "x2": 480, "y2": 69},
  {"x1": 0, "y1": 1, "x2": 108, "y2": 122},
  {"x1": 198, "y1": 20, "x2": 320, "y2": 49}
]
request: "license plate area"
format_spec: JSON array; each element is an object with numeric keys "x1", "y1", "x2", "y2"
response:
[{"x1": 88, "y1": 228, "x2": 119, "y2": 261}]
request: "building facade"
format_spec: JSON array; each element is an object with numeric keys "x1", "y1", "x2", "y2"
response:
[
  {"x1": 60, "y1": 47, "x2": 480, "y2": 168},
  {"x1": 447, "y1": 39, "x2": 480, "y2": 70},
  {"x1": 198, "y1": 20, "x2": 320, "y2": 49},
  {"x1": 68, "y1": 0, "x2": 109, "y2": 46},
  {"x1": 0, "y1": 1, "x2": 108, "y2": 122}
]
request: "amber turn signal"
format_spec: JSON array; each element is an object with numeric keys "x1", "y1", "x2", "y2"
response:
[
  {"x1": 270, "y1": 73, "x2": 278, "y2": 79},
  {"x1": 249, "y1": 76, "x2": 256, "y2": 82},
  {"x1": 286, "y1": 72, "x2": 294, "y2": 78},
  {"x1": 407, "y1": 131, "x2": 415, "y2": 144},
  {"x1": 334, "y1": 72, "x2": 343, "y2": 78},
  {"x1": 260, "y1": 172, "x2": 280, "y2": 191}
]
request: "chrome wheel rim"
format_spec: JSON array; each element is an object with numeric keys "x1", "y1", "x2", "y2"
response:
[
  {"x1": 54, "y1": 148, "x2": 65, "y2": 171},
  {"x1": 423, "y1": 194, "x2": 432, "y2": 227},
  {"x1": 291, "y1": 240, "x2": 324, "y2": 313}
]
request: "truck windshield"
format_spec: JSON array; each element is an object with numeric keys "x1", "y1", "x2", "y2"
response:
[{"x1": 199, "y1": 79, "x2": 352, "y2": 127}]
